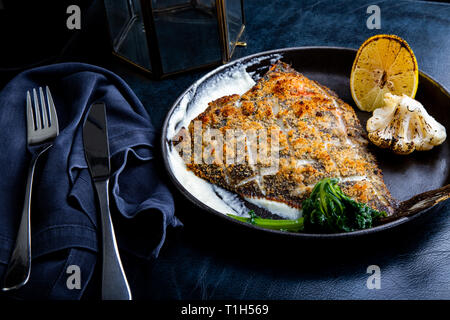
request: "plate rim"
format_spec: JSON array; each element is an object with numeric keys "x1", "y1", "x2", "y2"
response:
[{"x1": 160, "y1": 46, "x2": 450, "y2": 239}]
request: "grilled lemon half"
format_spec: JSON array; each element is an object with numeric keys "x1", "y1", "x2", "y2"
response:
[{"x1": 350, "y1": 34, "x2": 419, "y2": 112}]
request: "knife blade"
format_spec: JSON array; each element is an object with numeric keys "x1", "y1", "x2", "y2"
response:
[{"x1": 83, "y1": 102, "x2": 132, "y2": 300}]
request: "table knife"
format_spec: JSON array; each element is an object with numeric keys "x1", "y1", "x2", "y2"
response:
[{"x1": 83, "y1": 102, "x2": 132, "y2": 300}]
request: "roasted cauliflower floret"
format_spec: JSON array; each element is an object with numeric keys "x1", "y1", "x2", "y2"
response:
[{"x1": 366, "y1": 93, "x2": 446, "y2": 155}]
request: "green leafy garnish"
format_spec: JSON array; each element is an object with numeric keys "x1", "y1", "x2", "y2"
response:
[
  {"x1": 302, "y1": 178, "x2": 387, "y2": 233},
  {"x1": 227, "y1": 178, "x2": 387, "y2": 234},
  {"x1": 227, "y1": 210, "x2": 304, "y2": 232}
]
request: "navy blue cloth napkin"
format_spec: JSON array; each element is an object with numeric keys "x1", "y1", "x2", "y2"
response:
[{"x1": 0, "y1": 62, "x2": 181, "y2": 299}]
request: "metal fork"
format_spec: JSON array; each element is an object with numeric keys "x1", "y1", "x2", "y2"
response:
[{"x1": 2, "y1": 86, "x2": 59, "y2": 291}]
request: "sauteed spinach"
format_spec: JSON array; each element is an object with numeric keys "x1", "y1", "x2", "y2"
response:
[{"x1": 302, "y1": 178, "x2": 387, "y2": 233}]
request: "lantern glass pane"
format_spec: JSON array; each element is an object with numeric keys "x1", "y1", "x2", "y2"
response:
[
  {"x1": 104, "y1": 0, "x2": 152, "y2": 71},
  {"x1": 152, "y1": 0, "x2": 222, "y2": 74},
  {"x1": 225, "y1": 0, "x2": 243, "y2": 54}
]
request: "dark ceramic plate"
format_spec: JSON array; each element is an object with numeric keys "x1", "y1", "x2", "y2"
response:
[{"x1": 161, "y1": 47, "x2": 450, "y2": 239}]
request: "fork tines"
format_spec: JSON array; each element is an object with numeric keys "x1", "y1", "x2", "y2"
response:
[{"x1": 26, "y1": 86, "x2": 59, "y2": 145}]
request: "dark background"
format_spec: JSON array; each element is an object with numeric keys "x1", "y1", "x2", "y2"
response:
[{"x1": 0, "y1": 0, "x2": 450, "y2": 299}]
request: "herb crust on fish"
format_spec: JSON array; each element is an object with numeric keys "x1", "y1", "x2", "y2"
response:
[{"x1": 173, "y1": 62, "x2": 397, "y2": 216}]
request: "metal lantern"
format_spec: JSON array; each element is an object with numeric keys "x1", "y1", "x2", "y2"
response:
[{"x1": 103, "y1": 0, "x2": 246, "y2": 78}]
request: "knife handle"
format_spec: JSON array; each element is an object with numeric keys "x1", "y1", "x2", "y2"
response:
[{"x1": 94, "y1": 179, "x2": 132, "y2": 300}]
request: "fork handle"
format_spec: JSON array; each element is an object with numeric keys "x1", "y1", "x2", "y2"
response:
[
  {"x1": 93, "y1": 179, "x2": 132, "y2": 300},
  {"x1": 2, "y1": 147, "x2": 49, "y2": 291}
]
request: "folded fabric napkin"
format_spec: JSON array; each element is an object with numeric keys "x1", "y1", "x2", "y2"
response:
[{"x1": 0, "y1": 62, "x2": 181, "y2": 299}]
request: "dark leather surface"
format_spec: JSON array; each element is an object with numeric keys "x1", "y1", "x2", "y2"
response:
[{"x1": 1, "y1": 0, "x2": 449, "y2": 300}]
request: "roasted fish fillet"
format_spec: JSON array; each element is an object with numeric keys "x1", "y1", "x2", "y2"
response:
[{"x1": 173, "y1": 62, "x2": 397, "y2": 215}]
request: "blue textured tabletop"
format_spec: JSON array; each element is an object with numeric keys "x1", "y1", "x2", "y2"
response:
[
  {"x1": 112, "y1": 0, "x2": 450, "y2": 300},
  {"x1": 0, "y1": 0, "x2": 449, "y2": 300}
]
